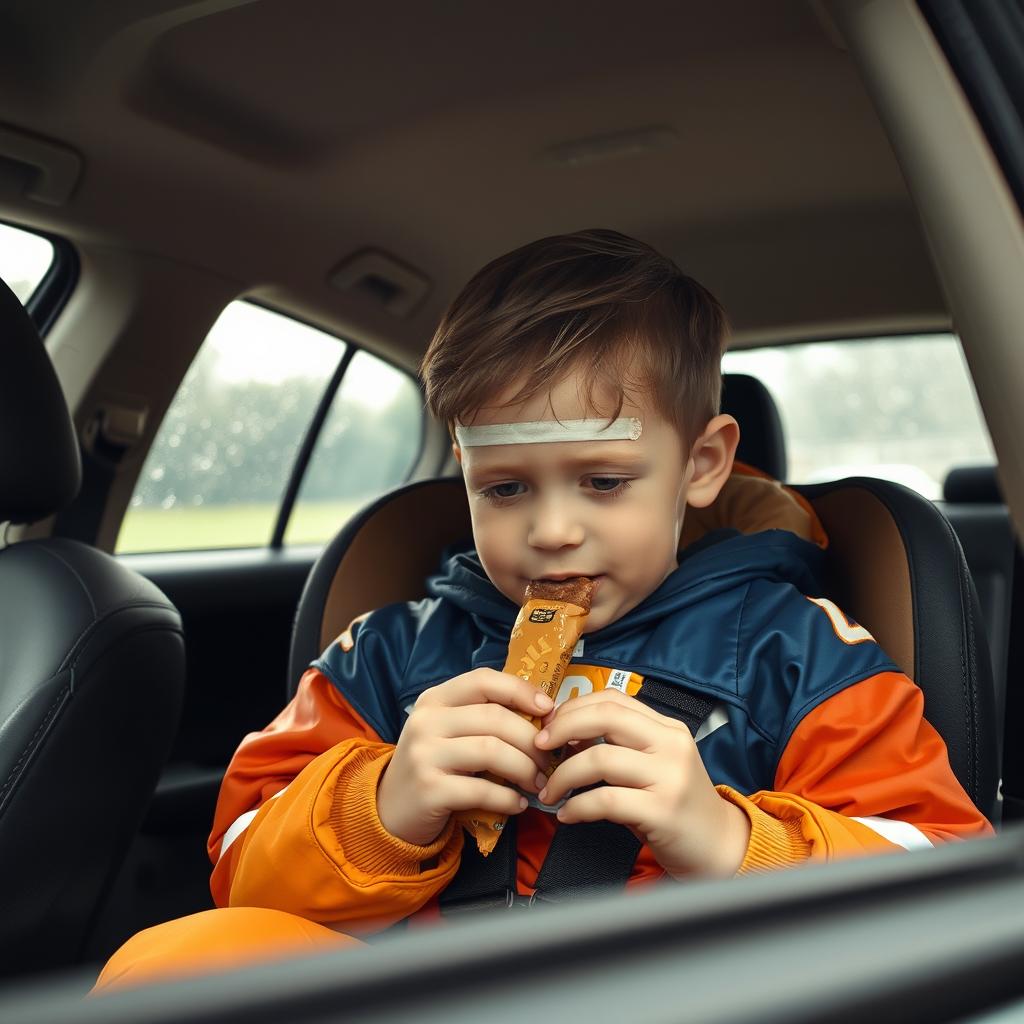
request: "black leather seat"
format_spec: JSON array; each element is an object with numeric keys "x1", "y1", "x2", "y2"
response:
[
  {"x1": 0, "y1": 278, "x2": 185, "y2": 976},
  {"x1": 288, "y1": 379, "x2": 998, "y2": 824},
  {"x1": 940, "y1": 466, "x2": 1015, "y2": 747}
]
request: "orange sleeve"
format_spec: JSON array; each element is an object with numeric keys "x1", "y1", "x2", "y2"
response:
[
  {"x1": 209, "y1": 667, "x2": 463, "y2": 929},
  {"x1": 718, "y1": 671, "x2": 993, "y2": 873}
]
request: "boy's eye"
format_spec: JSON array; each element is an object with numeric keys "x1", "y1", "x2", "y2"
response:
[
  {"x1": 589, "y1": 476, "x2": 626, "y2": 492},
  {"x1": 483, "y1": 482, "x2": 526, "y2": 500}
]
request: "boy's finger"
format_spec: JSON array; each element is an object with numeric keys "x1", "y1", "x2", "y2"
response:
[
  {"x1": 535, "y1": 702, "x2": 662, "y2": 752},
  {"x1": 555, "y1": 785, "x2": 654, "y2": 832},
  {"x1": 437, "y1": 704, "x2": 550, "y2": 770},
  {"x1": 438, "y1": 776, "x2": 530, "y2": 817},
  {"x1": 550, "y1": 688, "x2": 678, "y2": 727},
  {"x1": 540, "y1": 744, "x2": 652, "y2": 805},
  {"x1": 427, "y1": 668, "x2": 554, "y2": 715},
  {"x1": 437, "y1": 736, "x2": 545, "y2": 792}
]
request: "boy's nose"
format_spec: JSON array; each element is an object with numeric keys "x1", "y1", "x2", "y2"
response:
[{"x1": 527, "y1": 499, "x2": 585, "y2": 550}]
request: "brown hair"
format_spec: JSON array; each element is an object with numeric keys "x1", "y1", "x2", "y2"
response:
[{"x1": 420, "y1": 229, "x2": 728, "y2": 443}]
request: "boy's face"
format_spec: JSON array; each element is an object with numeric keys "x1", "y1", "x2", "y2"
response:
[{"x1": 455, "y1": 372, "x2": 738, "y2": 633}]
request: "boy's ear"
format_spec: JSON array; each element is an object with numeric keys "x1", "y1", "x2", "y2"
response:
[
  {"x1": 452, "y1": 442, "x2": 463, "y2": 466},
  {"x1": 685, "y1": 414, "x2": 740, "y2": 509}
]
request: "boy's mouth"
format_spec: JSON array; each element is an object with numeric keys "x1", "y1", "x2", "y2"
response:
[{"x1": 535, "y1": 573, "x2": 605, "y2": 591}]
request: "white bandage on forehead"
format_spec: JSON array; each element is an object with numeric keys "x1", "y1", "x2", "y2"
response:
[{"x1": 455, "y1": 417, "x2": 642, "y2": 448}]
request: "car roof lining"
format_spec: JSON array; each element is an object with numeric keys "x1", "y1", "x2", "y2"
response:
[{"x1": 0, "y1": 0, "x2": 948, "y2": 367}]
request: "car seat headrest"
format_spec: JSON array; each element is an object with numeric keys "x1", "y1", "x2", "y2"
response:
[
  {"x1": 943, "y1": 465, "x2": 1003, "y2": 504},
  {"x1": 721, "y1": 373, "x2": 787, "y2": 481},
  {"x1": 291, "y1": 478, "x2": 472, "y2": 683},
  {"x1": 0, "y1": 276, "x2": 81, "y2": 525}
]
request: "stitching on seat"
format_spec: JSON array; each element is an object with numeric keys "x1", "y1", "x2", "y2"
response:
[
  {"x1": 0, "y1": 684, "x2": 70, "y2": 815},
  {"x1": 58, "y1": 602, "x2": 182, "y2": 675},
  {"x1": 959, "y1": 539, "x2": 980, "y2": 798},
  {"x1": 933, "y1": 506, "x2": 978, "y2": 800},
  {"x1": 36, "y1": 545, "x2": 97, "y2": 617},
  {"x1": 0, "y1": 623, "x2": 183, "y2": 818},
  {"x1": 67, "y1": 621, "x2": 183, "y2": 676}
]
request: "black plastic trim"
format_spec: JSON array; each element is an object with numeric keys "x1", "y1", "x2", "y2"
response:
[
  {"x1": 271, "y1": 343, "x2": 356, "y2": 548},
  {"x1": 25, "y1": 233, "x2": 78, "y2": 337},
  {"x1": 7, "y1": 828, "x2": 1024, "y2": 1022},
  {"x1": 119, "y1": 545, "x2": 319, "y2": 613}
]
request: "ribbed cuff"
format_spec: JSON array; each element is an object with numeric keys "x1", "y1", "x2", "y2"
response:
[
  {"x1": 328, "y1": 747, "x2": 456, "y2": 878},
  {"x1": 716, "y1": 786, "x2": 812, "y2": 874}
]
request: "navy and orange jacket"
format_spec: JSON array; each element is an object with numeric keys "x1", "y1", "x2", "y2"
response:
[{"x1": 209, "y1": 518, "x2": 992, "y2": 933}]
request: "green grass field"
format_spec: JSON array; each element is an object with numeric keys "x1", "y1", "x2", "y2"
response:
[{"x1": 116, "y1": 499, "x2": 364, "y2": 553}]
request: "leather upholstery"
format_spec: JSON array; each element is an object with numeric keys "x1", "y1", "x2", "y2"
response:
[
  {"x1": 0, "y1": 540, "x2": 184, "y2": 974},
  {"x1": 0, "y1": 283, "x2": 185, "y2": 975},
  {"x1": 0, "y1": 277, "x2": 81, "y2": 525}
]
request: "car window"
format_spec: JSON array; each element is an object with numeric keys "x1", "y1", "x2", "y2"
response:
[
  {"x1": 722, "y1": 334, "x2": 994, "y2": 499},
  {"x1": 284, "y1": 349, "x2": 423, "y2": 546},
  {"x1": 0, "y1": 221, "x2": 55, "y2": 303},
  {"x1": 116, "y1": 302, "x2": 422, "y2": 553}
]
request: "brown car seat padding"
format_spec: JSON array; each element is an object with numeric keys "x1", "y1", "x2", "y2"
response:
[
  {"x1": 809, "y1": 487, "x2": 915, "y2": 681},
  {"x1": 319, "y1": 478, "x2": 472, "y2": 652}
]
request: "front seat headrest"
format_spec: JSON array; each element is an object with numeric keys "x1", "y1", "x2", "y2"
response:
[
  {"x1": 0, "y1": 276, "x2": 81, "y2": 525},
  {"x1": 721, "y1": 372, "x2": 787, "y2": 481},
  {"x1": 943, "y1": 465, "x2": 1003, "y2": 504}
]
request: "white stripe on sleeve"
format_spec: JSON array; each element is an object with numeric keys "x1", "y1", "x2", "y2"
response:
[
  {"x1": 850, "y1": 815, "x2": 934, "y2": 850},
  {"x1": 218, "y1": 787, "x2": 288, "y2": 860}
]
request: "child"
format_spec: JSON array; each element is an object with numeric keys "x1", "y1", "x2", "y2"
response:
[{"x1": 95, "y1": 229, "x2": 991, "y2": 990}]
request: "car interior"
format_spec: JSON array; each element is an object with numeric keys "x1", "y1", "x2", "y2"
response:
[{"x1": 1, "y1": 0, "x2": 1024, "y2": 1019}]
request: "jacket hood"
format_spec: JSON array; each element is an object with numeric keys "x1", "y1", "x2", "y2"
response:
[{"x1": 426, "y1": 529, "x2": 826, "y2": 643}]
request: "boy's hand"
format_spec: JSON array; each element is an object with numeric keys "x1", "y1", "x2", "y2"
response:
[
  {"x1": 376, "y1": 669, "x2": 553, "y2": 846},
  {"x1": 535, "y1": 689, "x2": 750, "y2": 878}
]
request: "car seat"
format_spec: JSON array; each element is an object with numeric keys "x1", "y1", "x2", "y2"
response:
[
  {"x1": 288, "y1": 376, "x2": 998, "y2": 824},
  {"x1": 0, "y1": 278, "x2": 185, "y2": 976}
]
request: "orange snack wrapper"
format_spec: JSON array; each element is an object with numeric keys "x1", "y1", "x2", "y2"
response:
[{"x1": 459, "y1": 577, "x2": 593, "y2": 856}]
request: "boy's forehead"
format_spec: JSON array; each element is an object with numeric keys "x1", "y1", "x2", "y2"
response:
[{"x1": 464, "y1": 373, "x2": 657, "y2": 432}]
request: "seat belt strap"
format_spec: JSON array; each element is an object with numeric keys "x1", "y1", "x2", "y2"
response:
[{"x1": 439, "y1": 681, "x2": 716, "y2": 914}]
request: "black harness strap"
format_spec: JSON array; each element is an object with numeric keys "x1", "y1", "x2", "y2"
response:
[
  {"x1": 440, "y1": 681, "x2": 716, "y2": 914},
  {"x1": 440, "y1": 815, "x2": 520, "y2": 914}
]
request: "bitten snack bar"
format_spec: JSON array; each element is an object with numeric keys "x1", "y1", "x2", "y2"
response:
[{"x1": 459, "y1": 577, "x2": 593, "y2": 856}]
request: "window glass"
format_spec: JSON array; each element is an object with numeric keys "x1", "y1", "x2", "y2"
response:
[
  {"x1": 284, "y1": 349, "x2": 423, "y2": 546},
  {"x1": 117, "y1": 302, "x2": 344, "y2": 553},
  {"x1": 0, "y1": 222, "x2": 54, "y2": 303},
  {"x1": 721, "y1": 334, "x2": 994, "y2": 499}
]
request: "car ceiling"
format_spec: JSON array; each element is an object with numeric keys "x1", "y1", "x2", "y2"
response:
[{"x1": 0, "y1": 0, "x2": 947, "y2": 367}]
